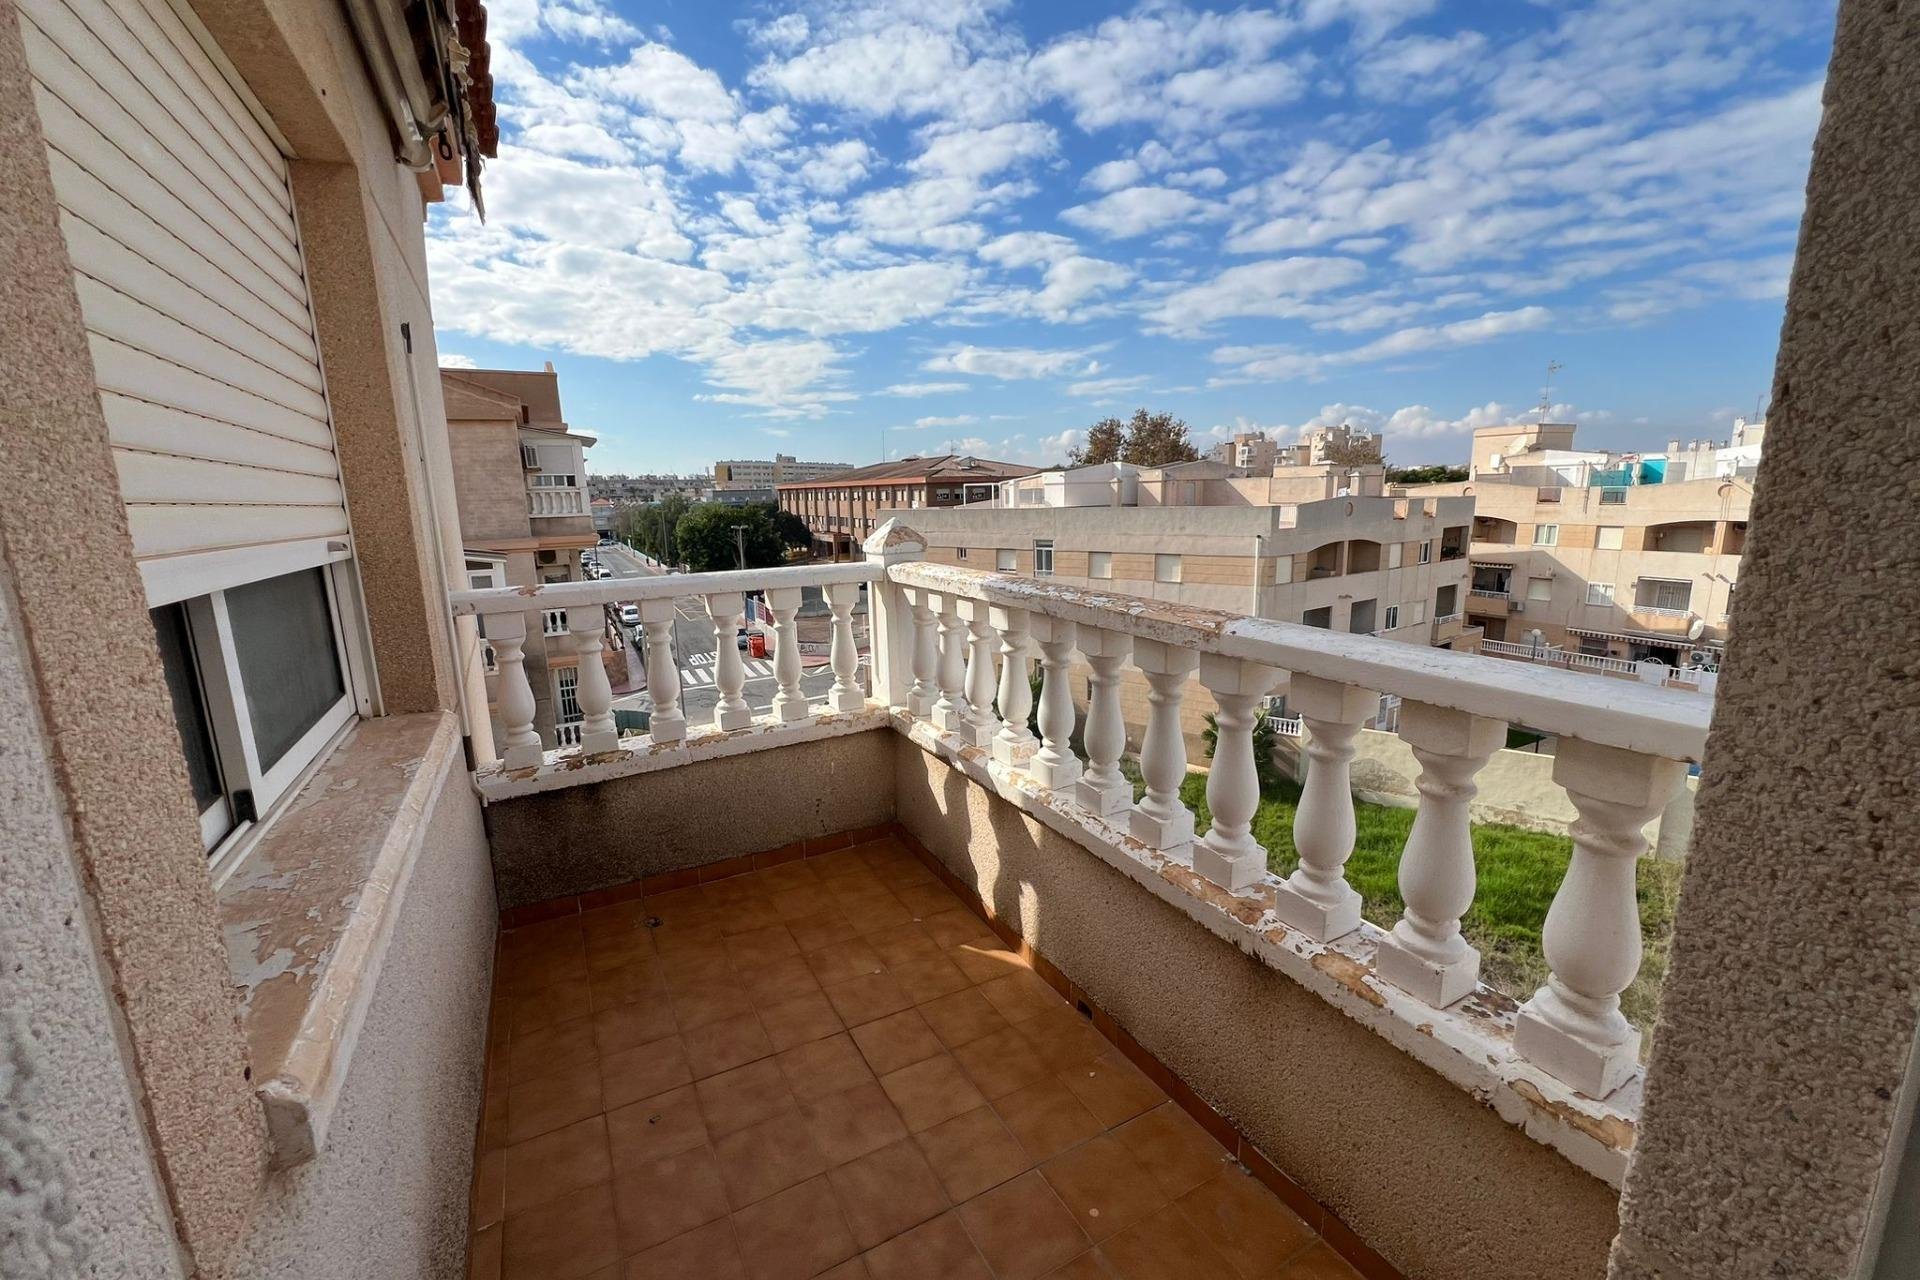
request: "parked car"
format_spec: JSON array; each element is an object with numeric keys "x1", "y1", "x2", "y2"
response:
[
  {"x1": 737, "y1": 627, "x2": 751, "y2": 650},
  {"x1": 618, "y1": 604, "x2": 641, "y2": 627}
]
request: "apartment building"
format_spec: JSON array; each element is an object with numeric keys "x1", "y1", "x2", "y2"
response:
[
  {"x1": 898, "y1": 476, "x2": 1474, "y2": 744},
  {"x1": 715, "y1": 451, "x2": 853, "y2": 490},
  {"x1": 443, "y1": 366, "x2": 609, "y2": 750},
  {"x1": 588, "y1": 470, "x2": 710, "y2": 503},
  {"x1": 0, "y1": 0, "x2": 502, "y2": 1274},
  {"x1": 1409, "y1": 423, "x2": 1755, "y2": 667},
  {"x1": 778, "y1": 452, "x2": 1037, "y2": 559}
]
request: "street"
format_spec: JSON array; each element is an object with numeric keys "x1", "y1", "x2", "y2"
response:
[{"x1": 594, "y1": 542, "x2": 863, "y2": 728}]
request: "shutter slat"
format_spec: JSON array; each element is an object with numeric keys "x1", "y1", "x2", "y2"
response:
[{"x1": 102, "y1": 392, "x2": 339, "y2": 477}]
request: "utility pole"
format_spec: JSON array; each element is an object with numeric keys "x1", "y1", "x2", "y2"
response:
[{"x1": 733, "y1": 524, "x2": 748, "y2": 571}]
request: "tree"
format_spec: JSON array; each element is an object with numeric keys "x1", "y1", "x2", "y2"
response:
[
  {"x1": 1386, "y1": 464, "x2": 1470, "y2": 485},
  {"x1": 673, "y1": 503, "x2": 788, "y2": 573},
  {"x1": 765, "y1": 503, "x2": 811, "y2": 552},
  {"x1": 1117, "y1": 408, "x2": 1200, "y2": 467},
  {"x1": 619, "y1": 492, "x2": 691, "y2": 564},
  {"x1": 1322, "y1": 434, "x2": 1385, "y2": 467},
  {"x1": 1067, "y1": 417, "x2": 1125, "y2": 466},
  {"x1": 1202, "y1": 711, "x2": 1284, "y2": 796}
]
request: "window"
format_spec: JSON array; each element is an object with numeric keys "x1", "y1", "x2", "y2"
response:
[
  {"x1": 1302, "y1": 606, "x2": 1332, "y2": 629},
  {"x1": 1587, "y1": 583, "x2": 1615, "y2": 605},
  {"x1": 556, "y1": 666, "x2": 581, "y2": 726},
  {"x1": 1533, "y1": 524, "x2": 1559, "y2": 546},
  {"x1": 531, "y1": 473, "x2": 578, "y2": 488},
  {"x1": 1154, "y1": 554, "x2": 1182, "y2": 583},
  {"x1": 1271, "y1": 555, "x2": 1292, "y2": 585},
  {"x1": 1387, "y1": 543, "x2": 1403, "y2": 569},
  {"x1": 1597, "y1": 525, "x2": 1624, "y2": 550},
  {"x1": 1032, "y1": 540, "x2": 1054, "y2": 576},
  {"x1": 149, "y1": 566, "x2": 357, "y2": 860},
  {"x1": 1527, "y1": 577, "x2": 1554, "y2": 603},
  {"x1": 996, "y1": 549, "x2": 1017, "y2": 571},
  {"x1": 1418, "y1": 541, "x2": 1432, "y2": 565},
  {"x1": 1599, "y1": 488, "x2": 1628, "y2": 505},
  {"x1": 1436, "y1": 584, "x2": 1458, "y2": 616},
  {"x1": 955, "y1": 547, "x2": 968, "y2": 560},
  {"x1": 1383, "y1": 604, "x2": 1401, "y2": 630},
  {"x1": 1410, "y1": 600, "x2": 1426, "y2": 625},
  {"x1": 1637, "y1": 579, "x2": 1694, "y2": 612},
  {"x1": 1088, "y1": 551, "x2": 1112, "y2": 579}
]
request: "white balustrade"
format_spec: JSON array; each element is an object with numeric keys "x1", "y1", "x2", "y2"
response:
[
  {"x1": 1128, "y1": 639, "x2": 1199, "y2": 853},
  {"x1": 1373, "y1": 703, "x2": 1504, "y2": 1005},
  {"x1": 567, "y1": 607, "x2": 618, "y2": 754},
  {"x1": 1072, "y1": 626, "x2": 1131, "y2": 818},
  {"x1": 638, "y1": 598, "x2": 686, "y2": 744},
  {"x1": 1192, "y1": 654, "x2": 1281, "y2": 892},
  {"x1": 554, "y1": 721, "x2": 583, "y2": 748},
  {"x1": 488, "y1": 612, "x2": 543, "y2": 770},
  {"x1": 1271, "y1": 675, "x2": 1375, "y2": 940},
  {"x1": 988, "y1": 604, "x2": 1037, "y2": 767},
  {"x1": 929, "y1": 594, "x2": 971, "y2": 734},
  {"x1": 956, "y1": 598, "x2": 999, "y2": 748},
  {"x1": 903, "y1": 586, "x2": 938, "y2": 719},
  {"x1": 1027, "y1": 614, "x2": 1081, "y2": 793},
  {"x1": 825, "y1": 582, "x2": 864, "y2": 713},
  {"x1": 542, "y1": 608, "x2": 569, "y2": 637},
  {"x1": 704, "y1": 592, "x2": 753, "y2": 731},
  {"x1": 765, "y1": 587, "x2": 807, "y2": 723},
  {"x1": 1515, "y1": 741, "x2": 1687, "y2": 1096}
]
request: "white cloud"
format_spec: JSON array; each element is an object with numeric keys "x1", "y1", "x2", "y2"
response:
[
  {"x1": 1147, "y1": 257, "x2": 1370, "y2": 336},
  {"x1": 797, "y1": 139, "x2": 874, "y2": 193},
  {"x1": 1061, "y1": 186, "x2": 1218, "y2": 239},
  {"x1": 913, "y1": 414, "x2": 978, "y2": 429},
  {"x1": 1066, "y1": 374, "x2": 1150, "y2": 398},
  {"x1": 923, "y1": 344, "x2": 1100, "y2": 380},
  {"x1": 1082, "y1": 159, "x2": 1142, "y2": 192},
  {"x1": 438, "y1": 352, "x2": 478, "y2": 369},
  {"x1": 883, "y1": 381, "x2": 970, "y2": 397},
  {"x1": 1209, "y1": 306, "x2": 1553, "y2": 380}
]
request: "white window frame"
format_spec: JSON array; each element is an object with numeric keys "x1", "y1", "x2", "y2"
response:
[
  {"x1": 181, "y1": 561, "x2": 365, "y2": 882},
  {"x1": 1597, "y1": 525, "x2": 1625, "y2": 550},
  {"x1": 1383, "y1": 604, "x2": 1401, "y2": 630},
  {"x1": 1533, "y1": 524, "x2": 1560, "y2": 547},
  {"x1": 1088, "y1": 551, "x2": 1113, "y2": 580},
  {"x1": 1155, "y1": 554, "x2": 1182, "y2": 584},
  {"x1": 1418, "y1": 541, "x2": 1432, "y2": 565},
  {"x1": 1032, "y1": 539, "x2": 1054, "y2": 576},
  {"x1": 996, "y1": 548, "x2": 1017, "y2": 571},
  {"x1": 954, "y1": 546, "x2": 968, "y2": 560},
  {"x1": 1587, "y1": 583, "x2": 1615, "y2": 605},
  {"x1": 1387, "y1": 543, "x2": 1403, "y2": 569}
]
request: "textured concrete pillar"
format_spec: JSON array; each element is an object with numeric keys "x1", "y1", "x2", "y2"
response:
[{"x1": 1608, "y1": 2, "x2": 1920, "y2": 1276}]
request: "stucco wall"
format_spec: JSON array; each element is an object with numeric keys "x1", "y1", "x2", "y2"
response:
[
  {"x1": 230, "y1": 740, "x2": 495, "y2": 1280},
  {"x1": 482, "y1": 729, "x2": 899, "y2": 907},
  {"x1": 1607, "y1": 2, "x2": 1920, "y2": 1277},
  {"x1": 0, "y1": 563, "x2": 184, "y2": 1280},
  {"x1": 892, "y1": 736, "x2": 1620, "y2": 1280}
]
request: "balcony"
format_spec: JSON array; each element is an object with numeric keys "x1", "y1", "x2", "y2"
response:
[
  {"x1": 530, "y1": 486, "x2": 590, "y2": 518},
  {"x1": 1466, "y1": 588, "x2": 1513, "y2": 618},
  {"x1": 450, "y1": 520, "x2": 1710, "y2": 1280}
]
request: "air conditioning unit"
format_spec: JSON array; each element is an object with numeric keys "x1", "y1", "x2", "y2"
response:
[
  {"x1": 536, "y1": 549, "x2": 557, "y2": 566},
  {"x1": 521, "y1": 444, "x2": 540, "y2": 470},
  {"x1": 1511, "y1": 600, "x2": 1524, "y2": 613}
]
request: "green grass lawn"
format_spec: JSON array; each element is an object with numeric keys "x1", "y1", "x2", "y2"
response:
[{"x1": 1123, "y1": 761, "x2": 1682, "y2": 1035}]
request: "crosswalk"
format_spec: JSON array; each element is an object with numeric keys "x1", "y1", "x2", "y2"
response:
[{"x1": 677, "y1": 653, "x2": 777, "y2": 687}]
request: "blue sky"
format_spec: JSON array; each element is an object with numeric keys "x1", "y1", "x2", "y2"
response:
[{"x1": 426, "y1": 0, "x2": 1836, "y2": 474}]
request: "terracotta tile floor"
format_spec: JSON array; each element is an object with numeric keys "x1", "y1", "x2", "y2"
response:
[{"x1": 468, "y1": 837, "x2": 1359, "y2": 1280}]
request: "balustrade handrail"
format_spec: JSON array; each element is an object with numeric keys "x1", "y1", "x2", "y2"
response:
[
  {"x1": 449, "y1": 560, "x2": 881, "y2": 616},
  {"x1": 885, "y1": 561, "x2": 1708, "y2": 761}
]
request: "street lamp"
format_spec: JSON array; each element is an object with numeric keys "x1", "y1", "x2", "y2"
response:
[{"x1": 732, "y1": 524, "x2": 748, "y2": 571}]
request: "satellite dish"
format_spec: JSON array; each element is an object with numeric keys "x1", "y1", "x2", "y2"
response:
[{"x1": 1687, "y1": 618, "x2": 1707, "y2": 641}]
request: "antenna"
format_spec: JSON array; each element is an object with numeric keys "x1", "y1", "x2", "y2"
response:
[{"x1": 1538, "y1": 360, "x2": 1563, "y2": 423}]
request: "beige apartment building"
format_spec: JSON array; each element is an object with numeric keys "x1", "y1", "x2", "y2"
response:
[
  {"x1": 715, "y1": 451, "x2": 853, "y2": 490},
  {"x1": 1410, "y1": 423, "x2": 1755, "y2": 666},
  {"x1": 443, "y1": 366, "x2": 607, "y2": 750},
  {"x1": 899, "y1": 474, "x2": 1475, "y2": 743},
  {"x1": 778, "y1": 452, "x2": 1037, "y2": 559}
]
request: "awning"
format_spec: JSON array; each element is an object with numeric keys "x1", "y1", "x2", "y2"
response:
[{"x1": 1567, "y1": 626, "x2": 1693, "y2": 650}]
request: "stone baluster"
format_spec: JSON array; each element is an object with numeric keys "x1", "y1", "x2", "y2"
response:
[
  {"x1": 904, "y1": 587, "x2": 938, "y2": 718},
  {"x1": 638, "y1": 598, "x2": 685, "y2": 744},
  {"x1": 989, "y1": 605, "x2": 1037, "y2": 768},
  {"x1": 956, "y1": 598, "x2": 999, "y2": 748},
  {"x1": 929, "y1": 594, "x2": 970, "y2": 734},
  {"x1": 825, "y1": 582, "x2": 865, "y2": 712},
  {"x1": 1192, "y1": 654, "x2": 1282, "y2": 891},
  {"x1": 704, "y1": 592, "x2": 752, "y2": 731},
  {"x1": 765, "y1": 587, "x2": 807, "y2": 723},
  {"x1": 567, "y1": 606, "x2": 618, "y2": 755},
  {"x1": 1373, "y1": 703, "x2": 1505, "y2": 1005},
  {"x1": 1271, "y1": 675, "x2": 1374, "y2": 939},
  {"x1": 1515, "y1": 741, "x2": 1687, "y2": 1096},
  {"x1": 1072, "y1": 627, "x2": 1132, "y2": 818},
  {"x1": 1028, "y1": 614, "x2": 1081, "y2": 793},
  {"x1": 490, "y1": 612, "x2": 543, "y2": 769},
  {"x1": 1128, "y1": 639, "x2": 1200, "y2": 853}
]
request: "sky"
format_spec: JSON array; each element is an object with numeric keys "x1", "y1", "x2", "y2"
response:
[{"x1": 426, "y1": 0, "x2": 1838, "y2": 475}]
